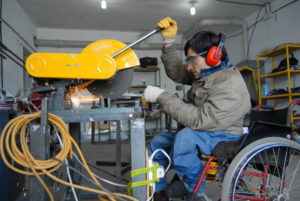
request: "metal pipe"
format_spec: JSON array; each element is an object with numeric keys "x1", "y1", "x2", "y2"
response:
[
  {"x1": 34, "y1": 37, "x2": 92, "y2": 48},
  {"x1": 34, "y1": 37, "x2": 183, "y2": 50},
  {"x1": 111, "y1": 28, "x2": 161, "y2": 58}
]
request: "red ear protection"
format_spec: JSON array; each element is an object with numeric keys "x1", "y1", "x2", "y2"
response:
[{"x1": 206, "y1": 33, "x2": 225, "y2": 66}]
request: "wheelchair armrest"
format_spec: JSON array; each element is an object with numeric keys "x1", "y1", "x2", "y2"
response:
[{"x1": 255, "y1": 120, "x2": 291, "y2": 129}]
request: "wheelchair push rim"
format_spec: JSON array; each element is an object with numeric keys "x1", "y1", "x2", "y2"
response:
[{"x1": 221, "y1": 137, "x2": 300, "y2": 201}]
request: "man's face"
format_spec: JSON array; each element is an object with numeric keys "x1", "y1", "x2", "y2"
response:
[{"x1": 185, "y1": 48, "x2": 210, "y2": 79}]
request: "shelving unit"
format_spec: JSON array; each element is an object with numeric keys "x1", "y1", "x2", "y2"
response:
[
  {"x1": 257, "y1": 44, "x2": 300, "y2": 123},
  {"x1": 133, "y1": 66, "x2": 160, "y2": 88},
  {"x1": 132, "y1": 65, "x2": 162, "y2": 133}
]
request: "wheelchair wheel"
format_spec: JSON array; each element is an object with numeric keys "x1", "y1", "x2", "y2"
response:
[{"x1": 221, "y1": 137, "x2": 300, "y2": 201}]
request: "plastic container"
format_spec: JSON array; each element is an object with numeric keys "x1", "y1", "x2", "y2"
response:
[{"x1": 262, "y1": 84, "x2": 270, "y2": 96}]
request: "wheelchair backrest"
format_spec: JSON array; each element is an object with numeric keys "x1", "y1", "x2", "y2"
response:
[{"x1": 250, "y1": 107, "x2": 290, "y2": 126}]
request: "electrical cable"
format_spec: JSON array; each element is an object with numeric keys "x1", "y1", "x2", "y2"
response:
[
  {"x1": 146, "y1": 185, "x2": 155, "y2": 201},
  {"x1": 64, "y1": 159, "x2": 79, "y2": 201},
  {"x1": 226, "y1": 0, "x2": 299, "y2": 39},
  {"x1": 0, "y1": 18, "x2": 36, "y2": 52},
  {"x1": 0, "y1": 48, "x2": 25, "y2": 69},
  {"x1": 146, "y1": 149, "x2": 171, "y2": 201},
  {"x1": 55, "y1": 128, "x2": 79, "y2": 201},
  {"x1": 150, "y1": 149, "x2": 171, "y2": 174},
  {"x1": 0, "y1": 112, "x2": 139, "y2": 201},
  {"x1": 246, "y1": 6, "x2": 264, "y2": 62},
  {"x1": 72, "y1": 153, "x2": 128, "y2": 188},
  {"x1": 53, "y1": 157, "x2": 127, "y2": 201},
  {"x1": 216, "y1": 0, "x2": 263, "y2": 7},
  {"x1": 0, "y1": 41, "x2": 25, "y2": 63},
  {"x1": 272, "y1": 0, "x2": 298, "y2": 13},
  {"x1": 86, "y1": 161, "x2": 129, "y2": 183}
]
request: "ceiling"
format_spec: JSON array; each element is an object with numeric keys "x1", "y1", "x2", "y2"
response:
[{"x1": 19, "y1": 0, "x2": 274, "y2": 34}]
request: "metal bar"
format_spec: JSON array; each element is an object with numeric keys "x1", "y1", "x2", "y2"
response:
[
  {"x1": 111, "y1": 28, "x2": 161, "y2": 58},
  {"x1": 68, "y1": 122, "x2": 81, "y2": 200},
  {"x1": 29, "y1": 98, "x2": 49, "y2": 201},
  {"x1": 51, "y1": 107, "x2": 140, "y2": 123},
  {"x1": 91, "y1": 121, "x2": 95, "y2": 143},
  {"x1": 116, "y1": 121, "x2": 122, "y2": 178},
  {"x1": 193, "y1": 156, "x2": 216, "y2": 194},
  {"x1": 0, "y1": 41, "x2": 25, "y2": 63},
  {"x1": 41, "y1": 98, "x2": 50, "y2": 160},
  {"x1": 130, "y1": 118, "x2": 146, "y2": 200}
]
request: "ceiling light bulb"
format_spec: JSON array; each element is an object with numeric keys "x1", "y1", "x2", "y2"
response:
[
  {"x1": 190, "y1": 5, "x2": 196, "y2": 16},
  {"x1": 101, "y1": 0, "x2": 107, "y2": 9}
]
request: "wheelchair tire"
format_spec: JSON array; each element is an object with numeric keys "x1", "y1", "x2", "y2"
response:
[{"x1": 221, "y1": 137, "x2": 300, "y2": 201}]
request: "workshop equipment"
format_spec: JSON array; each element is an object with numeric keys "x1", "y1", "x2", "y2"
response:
[
  {"x1": 25, "y1": 28, "x2": 162, "y2": 98},
  {"x1": 16, "y1": 27, "x2": 163, "y2": 201}
]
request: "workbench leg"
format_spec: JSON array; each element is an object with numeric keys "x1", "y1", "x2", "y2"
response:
[
  {"x1": 130, "y1": 118, "x2": 147, "y2": 200},
  {"x1": 116, "y1": 121, "x2": 122, "y2": 178},
  {"x1": 29, "y1": 98, "x2": 49, "y2": 201},
  {"x1": 68, "y1": 122, "x2": 81, "y2": 199}
]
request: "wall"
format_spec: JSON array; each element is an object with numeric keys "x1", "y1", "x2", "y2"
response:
[
  {"x1": 227, "y1": 0, "x2": 300, "y2": 66},
  {"x1": 228, "y1": 0, "x2": 300, "y2": 106},
  {"x1": 1, "y1": 0, "x2": 36, "y2": 95}
]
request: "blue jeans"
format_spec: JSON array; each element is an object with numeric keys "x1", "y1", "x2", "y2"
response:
[{"x1": 148, "y1": 128, "x2": 243, "y2": 195}]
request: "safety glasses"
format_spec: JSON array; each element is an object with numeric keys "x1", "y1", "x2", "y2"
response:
[{"x1": 185, "y1": 51, "x2": 207, "y2": 64}]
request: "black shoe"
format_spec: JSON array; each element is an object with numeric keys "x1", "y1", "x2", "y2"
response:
[
  {"x1": 153, "y1": 191, "x2": 169, "y2": 201},
  {"x1": 186, "y1": 192, "x2": 205, "y2": 201},
  {"x1": 165, "y1": 180, "x2": 188, "y2": 198}
]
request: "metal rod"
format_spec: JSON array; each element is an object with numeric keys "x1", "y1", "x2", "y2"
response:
[
  {"x1": 41, "y1": 98, "x2": 50, "y2": 159},
  {"x1": 111, "y1": 28, "x2": 162, "y2": 58}
]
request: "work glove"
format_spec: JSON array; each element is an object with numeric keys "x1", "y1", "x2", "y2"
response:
[
  {"x1": 157, "y1": 17, "x2": 177, "y2": 44},
  {"x1": 143, "y1": 86, "x2": 165, "y2": 103}
]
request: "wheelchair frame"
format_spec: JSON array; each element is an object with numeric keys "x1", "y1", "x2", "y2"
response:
[{"x1": 190, "y1": 101, "x2": 300, "y2": 201}]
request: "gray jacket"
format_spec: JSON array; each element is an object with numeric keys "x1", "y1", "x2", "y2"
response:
[{"x1": 157, "y1": 45, "x2": 251, "y2": 134}]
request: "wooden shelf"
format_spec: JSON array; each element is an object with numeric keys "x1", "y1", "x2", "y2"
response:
[
  {"x1": 134, "y1": 66, "x2": 159, "y2": 72},
  {"x1": 260, "y1": 70, "x2": 300, "y2": 78}
]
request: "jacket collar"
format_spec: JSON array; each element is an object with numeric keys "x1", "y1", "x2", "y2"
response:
[{"x1": 200, "y1": 57, "x2": 232, "y2": 78}]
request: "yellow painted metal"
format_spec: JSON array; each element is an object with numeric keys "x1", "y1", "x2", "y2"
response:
[
  {"x1": 25, "y1": 39, "x2": 140, "y2": 80},
  {"x1": 81, "y1": 39, "x2": 140, "y2": 70},
  {"x1": 26, "y1": 53, "x2": 117, "y2": 79},
  {"x1": 256, "y1": 44, "x2": 300, "y2": 123}
]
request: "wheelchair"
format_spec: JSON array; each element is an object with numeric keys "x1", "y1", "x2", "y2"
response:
[{"x1": 189, "y1": 101, "x2": 300, "y2": 201}]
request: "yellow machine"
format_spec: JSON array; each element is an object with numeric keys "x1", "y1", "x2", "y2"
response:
[
  {"x1": 26, "y1": 40, "x2": 139, "y2": 80},
  {"x1": 26, "y1": 28, "x2": 161, "y2": 98}
]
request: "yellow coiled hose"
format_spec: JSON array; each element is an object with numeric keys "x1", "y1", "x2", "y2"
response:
[{"x1": 0, "y1": 112, "x2": 138, "y2": 201}]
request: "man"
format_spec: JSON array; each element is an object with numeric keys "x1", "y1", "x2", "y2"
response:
[{"x1": 144, "y1": 17, "x2": 251, "y2": 200}]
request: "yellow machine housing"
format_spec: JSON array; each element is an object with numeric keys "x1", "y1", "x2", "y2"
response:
[{"x1": 25, "y1": 39, "x2": 140, "y2": 80}]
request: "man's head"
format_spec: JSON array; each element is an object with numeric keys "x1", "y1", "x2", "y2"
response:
[{"x1": 184, "y1": 31, "x2": 227, "y2": 79}]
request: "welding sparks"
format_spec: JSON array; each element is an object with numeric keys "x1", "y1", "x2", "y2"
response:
[{"x1": 69, "y1": 87, "x2": 100, "y2": 108}]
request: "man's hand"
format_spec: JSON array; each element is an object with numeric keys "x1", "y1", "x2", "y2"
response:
[
  {"x1": 157, "y1": 17, "x2": 177, "y2": 44},
  {"x1": 143, "y1": 86, "x2": 165, "y2": 103}
]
